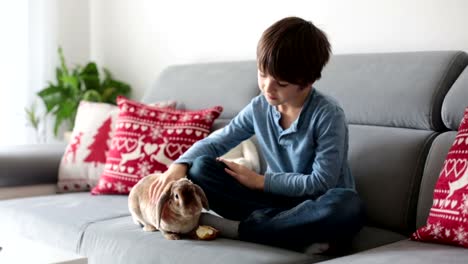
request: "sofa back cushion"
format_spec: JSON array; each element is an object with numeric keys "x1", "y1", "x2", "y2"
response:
[
  {"x1": 142, "y1": 61, "x2": 259, "y2": 127},
  {"x1": 416, "y1": 132, "x2": 457, "y2": 228},
  {"x1": 348, "y1": 125, "x2": 435, "y2": 233},
  {"x1": 315, "y1": 51, "x2": 468, "y2": 131},
  {"x1": 442, "y1": 67, "x2": 468, "y2": 131}
]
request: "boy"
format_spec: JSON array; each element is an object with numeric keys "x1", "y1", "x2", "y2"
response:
[{"x1": 152, "y1": 16, "x2": 365, "y2": 252}]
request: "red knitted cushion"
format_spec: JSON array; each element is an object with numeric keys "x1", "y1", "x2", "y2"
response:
[
  {"x1": 91, "y1": 96, "x2": 222, "y2": 195},
  {"x1": 411, "y1": 107, "x2": 468, "y2": 248},
  {"x1": 57, "y1": 100, "x2": 176, "y2": 192}
]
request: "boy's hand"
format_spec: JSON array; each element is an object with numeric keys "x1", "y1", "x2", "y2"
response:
[
  {"x1": 217, "y1": 157, "x2": 265, "y2": 191},
  {"x1": 149, "y1": 163, "x2": 188, "y2": 203}
]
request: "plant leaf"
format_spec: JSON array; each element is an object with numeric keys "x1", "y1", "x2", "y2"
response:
[
  {"x1": 101, "y1": 80, "x2": 131, "y2": 104},
  {"x1": 82, "y1": 89, "x2": 102, "y2": 102},
  {"x1": 103, "y1": 68, "x2": 113, "y2": 80},
  {"x1": 61, "y1": 75, "x2": 79, "y2": 91},
  {"x1": 55, "y1": 67, "x2": 64, "y2": 87},
  {"x1": 53, "y1": 99, "x2": 78, "y2": 136},
  {"x1": 80, "y1": 63, "x2": 100, "y2": 91},
  {"x1": 37, "y1": 85, "x2": 65, "y2": 112},
  {"x1": 58, "y1": 46, "x2": 69, "y2": 76},
  {"x1": 24, "y1": 103, "x2": 40, "y2": 130}
]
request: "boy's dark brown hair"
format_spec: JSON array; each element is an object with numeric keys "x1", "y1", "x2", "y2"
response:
[{"x1": 257, "y1": 17, "x2": 331, "y2": 87}]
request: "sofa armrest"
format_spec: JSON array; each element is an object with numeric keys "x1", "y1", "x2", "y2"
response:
[
  {"x1": 0, "y1": 144, "x2": 66, "y2": 187},
  {"x1": 0, "y1": 184, "x2": 58, "y2": 200}
]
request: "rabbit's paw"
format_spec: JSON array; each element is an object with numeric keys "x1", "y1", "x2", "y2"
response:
[
  {"x1": 163, "y1": 232, "x2": 181, "y2": 240},
  {"x1": 143, "y1": 224, "x2": 157, "y2": 232}
]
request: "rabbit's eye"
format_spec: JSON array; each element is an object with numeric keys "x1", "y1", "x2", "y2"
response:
[{"x1": 175, "y1": 194, "x2": 179, "y2": 200}]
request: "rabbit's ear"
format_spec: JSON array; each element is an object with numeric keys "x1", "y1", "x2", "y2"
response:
[
  {"x1": 193, "y1": 184, "x2": 209, "y2": 210},
  {"x1": 156, "y1": 181, "x2": 175, "y2": 229}
]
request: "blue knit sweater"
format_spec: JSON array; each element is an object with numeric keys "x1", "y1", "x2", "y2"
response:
[{"x1": 175, "y1": 88, "x2": 355, "y2": 198}]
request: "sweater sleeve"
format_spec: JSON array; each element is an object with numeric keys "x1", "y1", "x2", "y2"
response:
[
  {"x1": 175, "y1": 102, "x2": 255, "y2": 164},
  {"x1": 264, "y1": 107, "x2": 348, "y2": 197}
]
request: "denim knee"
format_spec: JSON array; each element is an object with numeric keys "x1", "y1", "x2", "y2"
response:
[
  {"x1": 188, "y1": 155, "x2": 231, "y2": 184},
  {"x1": 324, "y1": 189, "x2": 364, "y2": 215},
  {"x1": 324, "y1": 189, "x2": 366, "y2": 234},
  {"x1": 187, "y1": 155, "x2": 214, "y2": 182}
]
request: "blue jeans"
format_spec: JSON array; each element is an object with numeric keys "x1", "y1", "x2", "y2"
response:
[{"x1": 187, "y1": 156, "x2": 366, "y2": 250}]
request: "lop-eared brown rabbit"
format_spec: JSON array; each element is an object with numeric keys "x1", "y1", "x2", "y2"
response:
[{"x1": 128, "y1": 174, "x2": 209, "y2": 240}]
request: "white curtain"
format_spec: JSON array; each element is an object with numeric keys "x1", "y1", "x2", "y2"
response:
[
  {"x1": 0, "y1": 0, "x2": 89, "y2": 145},
  {"x1": 0, "y1": 1, "x2": 30, "y2": 145},
  {"x1": 27, "y1": 0, "x2": 60, "y2": 144}
]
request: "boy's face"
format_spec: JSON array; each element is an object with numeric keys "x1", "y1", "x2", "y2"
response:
[{"x1": 257, "y1": 70, "x2": 310, "y2": 108}]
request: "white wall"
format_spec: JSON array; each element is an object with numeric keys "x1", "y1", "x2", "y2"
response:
[
  {"x1": 90, "y1": 0, "x2": 468, "y2": 100},
  {"x1": 30, "y1": 0, "x2": 90, "y2": 97}
]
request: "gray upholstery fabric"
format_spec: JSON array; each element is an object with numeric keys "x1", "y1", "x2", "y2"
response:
[
  {"x1": 442, "y1": 67, "x2": 468, "y2": 130},
  {"x1": 0, "y1": 193, "x2": 129, "y2": 252},
  {"x1": 319, "y1": 240, "x2": 468, "y2": 264},
  {"x1": 416, "y1": 132, "x2": 456, "y2": 228},
  {"x1": 350, "y1": 226, "x2": 407, "y2": 253},
  {"x1": 348, "y1": 125, "x2": 436, "y2": 234},
  {"x1": 315, "y1": 51, "x2": 468, "y2": 131},
  {"x1": 80, "y1": 216, "x2": 329, "y2": 264},
  {"x1": 0, "y1": 143, "x2": 66, "y2": 187},
  {"x1": 142, "y1": 61, "x2": 259, "y2": 120}
]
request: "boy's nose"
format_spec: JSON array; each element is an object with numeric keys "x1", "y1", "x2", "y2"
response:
[{"x1": 263, "y1": 78, "x2": 275, "y2": 93}]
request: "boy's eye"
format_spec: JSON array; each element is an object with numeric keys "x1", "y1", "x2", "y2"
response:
[{"x1": 277, "y1": 82, "x2": 289, "y2": 87}]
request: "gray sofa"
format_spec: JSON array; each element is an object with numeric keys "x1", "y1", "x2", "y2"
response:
[{"x1": 1, "y1": 51, "x2": 468, "y2": 263}]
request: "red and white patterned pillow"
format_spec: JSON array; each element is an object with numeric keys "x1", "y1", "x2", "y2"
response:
[
  {"x1": 91, "y1": 96, "x2": 223, "y2": 195},
  {"x1": 411, "y1": 107, "x2": 468, "y2": 248},
  {"x1": 57, "y1": 100, "x2": 176, "y2": 192}
]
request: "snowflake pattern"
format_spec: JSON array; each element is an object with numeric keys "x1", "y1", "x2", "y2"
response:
[
  {"x1": 121, "y1": 104, "x2": 129, "y2": 112},
  {"x1": 424, "y1": 223, "x2": 432, "y2": 232},
  {"x1": 204, "y1": 113, "x2": 214, "y2": 123},
  {"x1": 181, "y1": 114, "x2": 191, "y2": 122},
  {"x1": 98, "y1": 180, "x2": 108, "y2": 189},
  {"x1": 114, "y1": 182, "x2": 126, "y2": 193},
  {"x1": 453, "y1": 226, "x2": 468, "y2": 245},
  {"x1": 462, "y1": 112, "x2": 468, "y2": 124},
  {"x1": 138, "y1": 108, "x2": 149, "y2": 116},
  {"x1": 138, "y1": 161, "x2": 153, "y2": 177},
  {"x1": 459, "y1": 194, "x2": 468, "y2": 216},
  {"x1": 150, "y1": 126, "x2": 164, "y2": 140},
  {"x1": 445, "y1": 229, "x2": 451, "y2": 238},
  {"x1": 158, "y1": 112, "x2": 169, "y2": 121},
  {"x1": 430, "y1": 222, "x2": 444, "y2": 239}
]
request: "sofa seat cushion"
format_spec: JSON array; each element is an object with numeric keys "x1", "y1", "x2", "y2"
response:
[
  {"x1": 0, "y1": 193, "x2": 129, "y2": 252},
  {"x1": 350, "y1": 226, "x2": 407, "y2": 253},
  {"x1": 80, "y1": 216, "x2": 331, "y2": 264},
  {"x1": 319, "y1": 240, "x2": 468, "y2": 264}
]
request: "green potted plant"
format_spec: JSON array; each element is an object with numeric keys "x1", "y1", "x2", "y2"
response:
[{"x1": 30, "y1": 47, "x2": 132, "y2": 137}]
